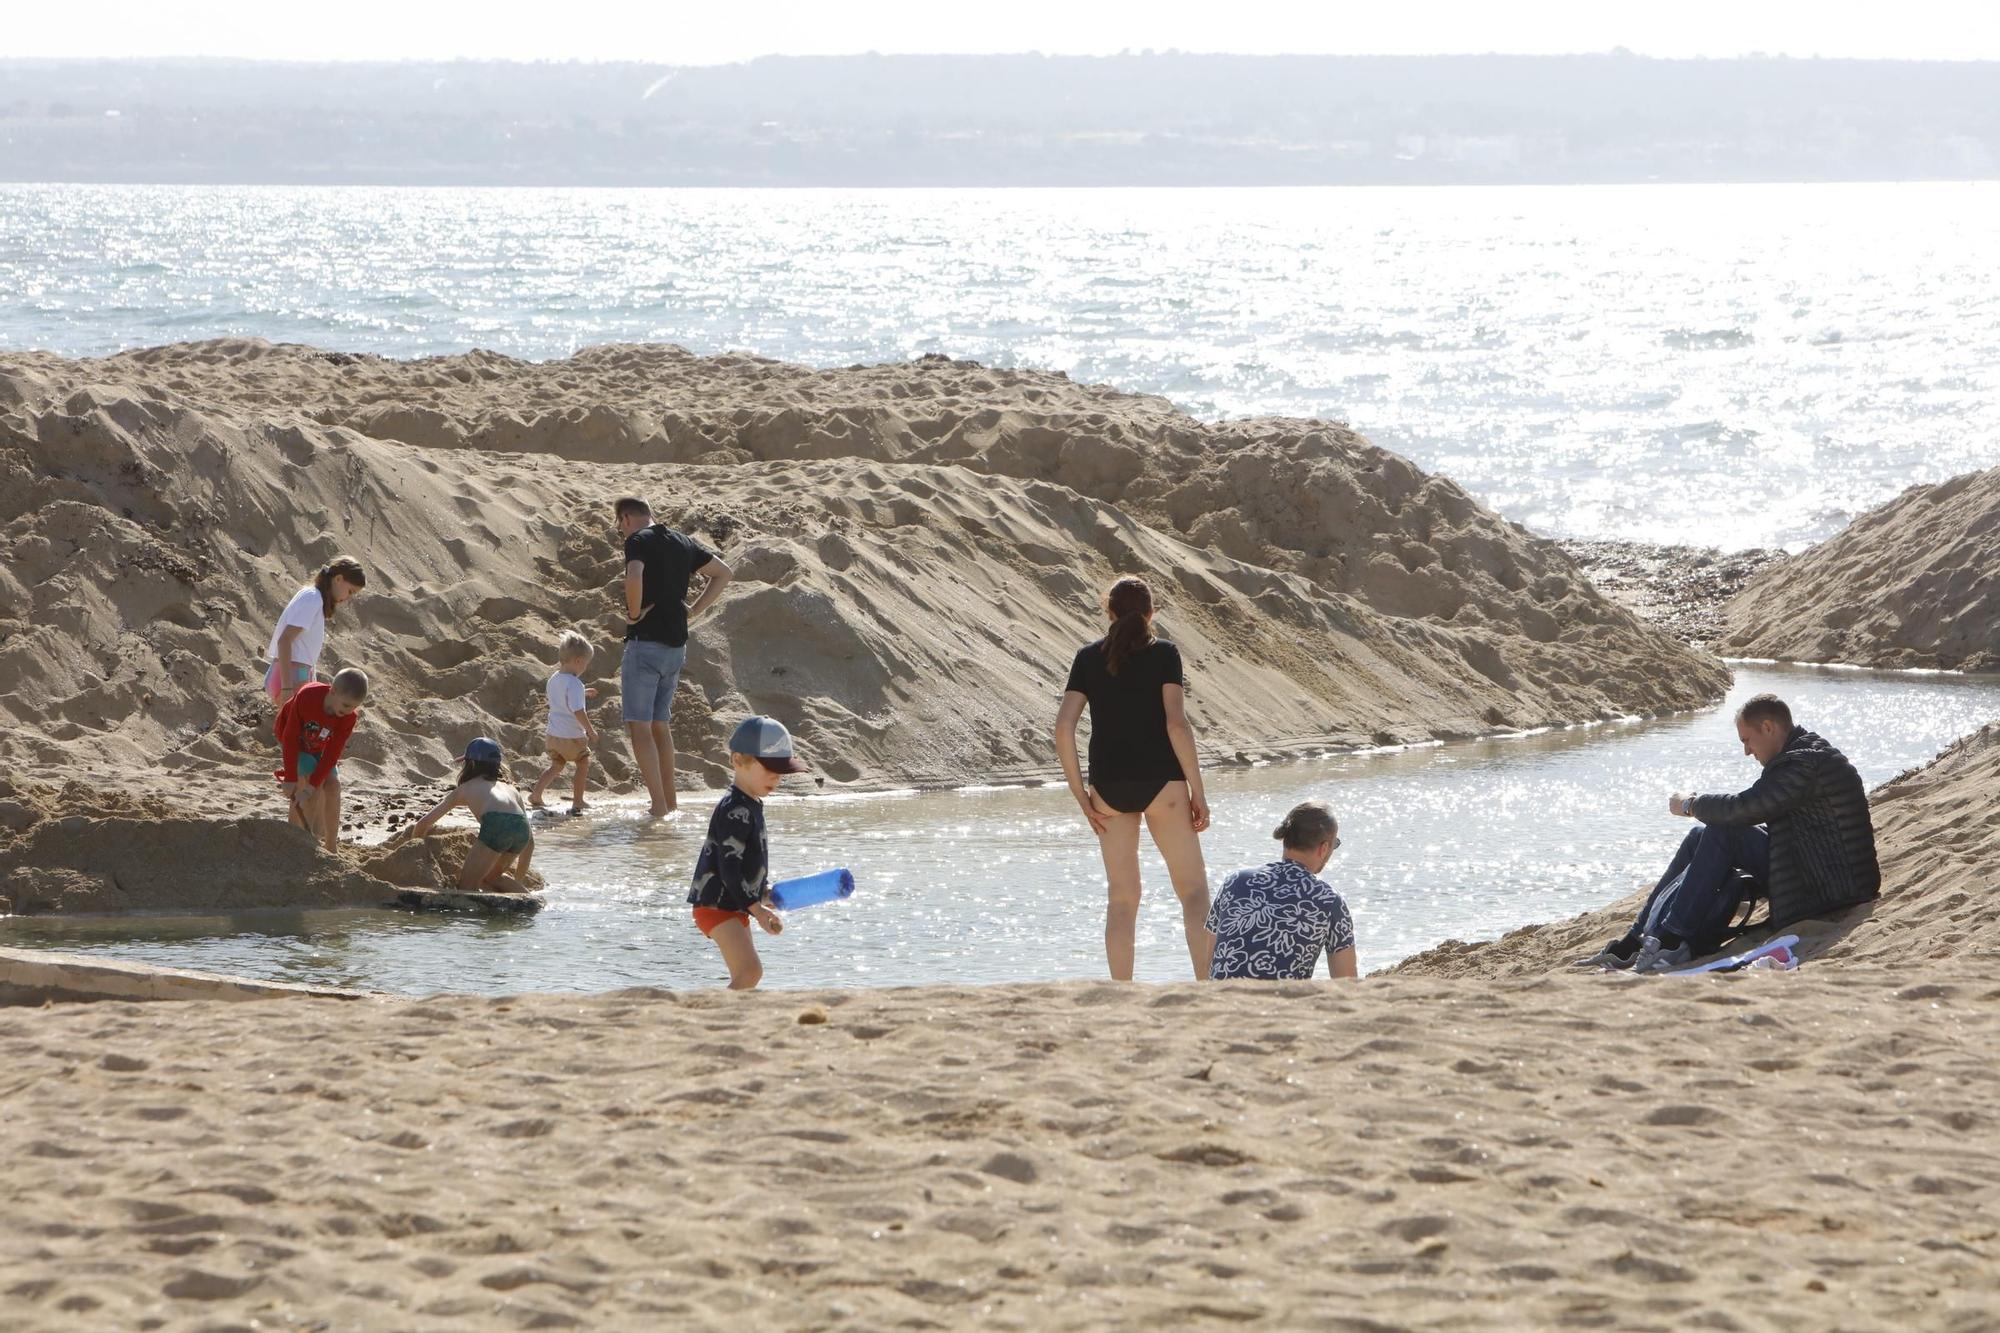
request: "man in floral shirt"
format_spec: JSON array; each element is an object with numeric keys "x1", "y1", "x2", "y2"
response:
[{"x1": 1208, "y1": 801, "x2": 1357, "y2": 981}]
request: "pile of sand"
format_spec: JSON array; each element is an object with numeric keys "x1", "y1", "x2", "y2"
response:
[
  {"x1": 1, "y1": 970, "x2": 1993, "y2": 1327},
  {"x1": 1831, "y1": 723, "x2": 2000, "y2": 964},
  {"x1": 1715, "y1": 466, "x2": 2000, "y2": 671},
  {"x1": 1391, "y1": 723, "x2": 2000, "y2": 978},
  {"x1": 0, "y1": 776, "x2": 537, "y2": 914},
  {"x1": 0, "y1": 339, "x2": 1724, "y2": 846}
]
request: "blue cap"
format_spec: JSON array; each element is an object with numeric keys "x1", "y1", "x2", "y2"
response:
[
  {"x1": 461, "y1": 736, "x2": 503, "y2": 765},
  {"x1": 729, "y1": 715, "x2": 808, "y2": 773}
]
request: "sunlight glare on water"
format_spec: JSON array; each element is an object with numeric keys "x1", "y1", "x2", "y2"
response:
[{"x1": 3, "y1": 183, "x2": 1998, "y2": 548}]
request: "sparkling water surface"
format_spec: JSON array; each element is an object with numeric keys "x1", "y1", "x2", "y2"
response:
[
  {"x1": 8, "y1": 665, "x2": 1997, "y2": 994},
  {"x1": 3, "y1": 182, "x2": 1998, "y2": 549}
]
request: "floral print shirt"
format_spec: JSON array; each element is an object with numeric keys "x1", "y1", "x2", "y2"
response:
[{"x1": 1207, "y1": 859, "x2": 1356, "y2": 980}]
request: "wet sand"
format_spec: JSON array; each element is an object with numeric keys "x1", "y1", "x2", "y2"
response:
[{"x1": 1559, "y1": 539, "x2": 1788, "y2": 647}]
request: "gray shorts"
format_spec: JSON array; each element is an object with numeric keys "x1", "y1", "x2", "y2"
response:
[{"x1": 621, "y1": 639, "x2": 687, "y2": 724}]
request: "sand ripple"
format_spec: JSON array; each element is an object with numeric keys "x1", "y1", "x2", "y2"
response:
[{"x1": 2, "y1": 972, "x2": 1996, "y2": 1328}]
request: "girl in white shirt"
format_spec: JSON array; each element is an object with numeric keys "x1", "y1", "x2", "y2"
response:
[{"x1": 265, "y1": 557, "x2": 367, "y2": 706}]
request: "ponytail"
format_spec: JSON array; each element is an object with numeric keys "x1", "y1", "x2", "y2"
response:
[
  {"x1": 314, "y1": 557, "x2": 367, "y2": 620},
  {"x1": 1101, "y1": 576, "x2": 1155, "y2": 676}
]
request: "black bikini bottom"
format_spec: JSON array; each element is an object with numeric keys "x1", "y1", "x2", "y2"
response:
[{"x1": 1094, "y1": 777, "x2": 1176, "y2": 814}]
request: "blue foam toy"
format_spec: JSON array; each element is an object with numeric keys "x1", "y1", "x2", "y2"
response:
[{"x1": 770, "y1": 868, "x2": 856, "y2": 911}]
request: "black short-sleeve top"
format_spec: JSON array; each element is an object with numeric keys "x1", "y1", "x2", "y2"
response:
[
  {"x1": 624, "y1": 524, "x2": 715, "y2": 648},
  {"x1": 1063, "y1": 638, "x2": 1187, "y2": 786}
]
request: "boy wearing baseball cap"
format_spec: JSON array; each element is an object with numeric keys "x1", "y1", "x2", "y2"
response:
[
  {"x1": 689, "y1": 715, "x2": 810, "y2": 988},
  {"x1": 404, "y1": 736, "x2": 536, "y2": 893}
]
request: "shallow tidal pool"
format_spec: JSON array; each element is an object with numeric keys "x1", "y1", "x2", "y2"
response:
[{"x1": 7, "y1": 663, "x2": 1996, "y2": 993}]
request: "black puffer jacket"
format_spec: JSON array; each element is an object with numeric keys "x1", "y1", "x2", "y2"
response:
[{"x1": 1690, "y1": 727, "x2": 1880, "y2": 927}]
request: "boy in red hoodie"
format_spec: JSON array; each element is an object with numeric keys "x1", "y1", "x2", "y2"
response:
[{"x1": 275, "y1": 667, "x2": 368, "y2": 851}]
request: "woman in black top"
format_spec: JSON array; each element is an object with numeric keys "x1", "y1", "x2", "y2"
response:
[{"x1": 1054, "y1": 577, "x2": 1215, "y2": 981}]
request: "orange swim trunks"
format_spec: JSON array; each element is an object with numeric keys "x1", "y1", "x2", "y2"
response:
[{"x1": 693, "y1": 906, "x2": 751, "y2": 937}]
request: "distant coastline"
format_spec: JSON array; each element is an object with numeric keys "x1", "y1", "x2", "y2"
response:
[{"x1": 3, "y1": 52, "x2": 1996, "y2": 187}]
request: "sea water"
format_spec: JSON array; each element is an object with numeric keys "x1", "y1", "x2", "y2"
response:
[
  {"x1": 8, "y1": 664, "x2": 1998, "y2": 993},
  {"x1": 2, "y1": 182, "x2": 1998, "y2": 549}
]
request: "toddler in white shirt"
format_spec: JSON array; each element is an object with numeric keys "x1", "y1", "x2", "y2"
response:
[{"x1": 531, "y1": 630, "x2": 599, "y2": 814}]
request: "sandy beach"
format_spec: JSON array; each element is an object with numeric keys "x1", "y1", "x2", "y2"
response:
[
  {"x1": 4, "y1": 339, "x2": 1999, "y2": 1329},
  {"x1": 3, "y1": 970, "x2": 1996, "y2": 1330}
]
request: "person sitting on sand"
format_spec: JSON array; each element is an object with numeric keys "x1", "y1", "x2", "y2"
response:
[
  {"x1": 1054, "y1": 576, "x2": 1215, "y2": 981},
  {"x1": 688, "y1": 716, "x2": 809, "y2": 990},
  {"x1": 616, "y1": 497, "x2": 733, "y2": 818},
  {"x1": 1209, "y1": 801, "x2": 1358, "y2": 981},
  {"x1": 1583, "y1": 693, "x2": 1881, "y2": 974},
  {"x1": 274, "y1": 667, "x2": 368, "y2": 852},
  {"x1": 264, "y1": 557, "x2": 365, "y2": 706},
  {"x1": 531, "y1": 630, "x2": 600, "y2": 815},
  {"x1": 405, "y1": 737, "x2": 536, "y2": 893}
]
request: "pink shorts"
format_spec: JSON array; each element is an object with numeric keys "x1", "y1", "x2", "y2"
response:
[{"x1": 266, "y1": 662, "x2": 311, "y2": 702}]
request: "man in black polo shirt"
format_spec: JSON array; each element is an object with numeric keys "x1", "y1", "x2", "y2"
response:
[{"x1": 615, "y1": 497, "x2": 733, "y2": 816}]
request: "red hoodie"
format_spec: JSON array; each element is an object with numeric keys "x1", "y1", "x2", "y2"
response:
[{"x1": 274, "y1": 682, "x2": 357, "y2": 788}]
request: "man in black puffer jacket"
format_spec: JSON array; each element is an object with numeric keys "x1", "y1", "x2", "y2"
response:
[{"x1": 1583, "y1": 693, "x2": 1880, "y2": 973}]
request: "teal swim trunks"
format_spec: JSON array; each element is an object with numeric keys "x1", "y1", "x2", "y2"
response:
[
  {"x1": 297, "y1": 751, "x2": 337, "y2": 782},
  {"x1": 478, "y1": 810, "x2": 533, "y2": 855}
]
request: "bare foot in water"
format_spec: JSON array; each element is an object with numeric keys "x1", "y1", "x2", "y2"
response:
[
  {"x1": 649, "y1": 800, "x2": 676, "y2": 818},
  {"x1": 570, "y1": 801, "x2": 587, "y2": 816}
]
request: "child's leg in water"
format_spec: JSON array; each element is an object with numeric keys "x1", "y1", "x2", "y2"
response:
[
  {"x1": 710, "y1": 917, "x2": 764, "y2": 989},
  {"x1": 570, "y1": 756, "x2": 589, "y2": 813},
  {"x1": 487, "y1": 841, "x2": 533, "y2": 892},
  {"x1": 459, "y1": 842, "x2": 502, "y2": 892},
  {"x1": 531, "y1": 757, "x2": 565, "y2": 808}
]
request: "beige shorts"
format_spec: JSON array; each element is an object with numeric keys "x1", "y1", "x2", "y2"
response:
[{"x1": 546, "y1": 735, "x2": 589, "y2": 763}]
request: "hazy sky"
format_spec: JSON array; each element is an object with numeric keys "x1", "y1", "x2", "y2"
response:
[{"x1": 7, "y1": 0, "x2": 1999, "y2": 63}]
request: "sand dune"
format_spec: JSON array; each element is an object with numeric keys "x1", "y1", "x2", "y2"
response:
[
  {"x1": 0, "y1": 774, "x2": 541, "y2": 914},
  {"x1": 1392, "y1": 723, "x2": 2000, "y2": 979},
  {"x1": 1, "y1": 970, "x2": 1995, "y2": 1329},
  {"x1": 0, "y1": 340, "x2": 1721, "y2": 855},
  {"x1": 1716, "y1": 466, "x2": 2000, "y2": 672}
]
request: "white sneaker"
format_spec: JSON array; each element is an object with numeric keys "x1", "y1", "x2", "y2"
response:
[
  {"x1": 1576, "y1": 942, "x2": 1638, "y2": 971},
  {"x1": 1629, "y1": 935, "x2": 1663, "y2": 974},
  {"x1": 1640, "y1": 942, "x2": 1694, "y2": 974}
]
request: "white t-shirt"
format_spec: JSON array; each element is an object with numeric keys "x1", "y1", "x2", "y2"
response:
[
  {"x1": 265, "y1": 585, "x2": 327, "y2": 674},
  {"x1": 546, "y1": 671, "x2": 589, "y2": 738}
]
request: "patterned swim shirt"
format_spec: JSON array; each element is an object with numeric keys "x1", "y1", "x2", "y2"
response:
[{"x1": 1207, "y1": 859, "x2": 1356, "y2": 980}]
